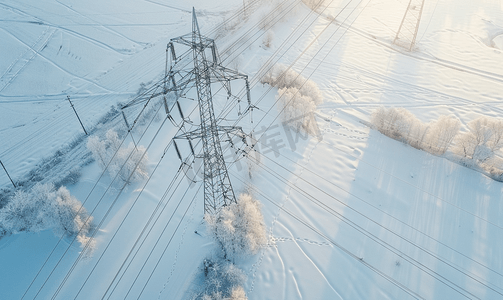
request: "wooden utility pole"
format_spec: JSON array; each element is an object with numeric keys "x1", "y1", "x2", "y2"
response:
[
  {"x1": 67, "y1": 96, "x2": 88, "y2": 135},
  {"x1": 0, "y1": 160, "x2": 16, "y2": 188}
]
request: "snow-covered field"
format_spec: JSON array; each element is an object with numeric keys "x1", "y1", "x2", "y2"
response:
[{"x1": 1, "y1": 0, "x2": 503, "y2": 299}]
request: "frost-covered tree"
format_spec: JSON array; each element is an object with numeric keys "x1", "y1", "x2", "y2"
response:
[
  {"x1": 193, "y1": 259, "x2": 248, "y2": 300},
  {"x1": 488, "y1": 118, "x2": 503, "y2": 150},
  {"x1": 277, "y1": 87, "x2": 316, "y2": 132},
  {"x1": 370, "y1": 106, "x2": 424, "y2": 144},
  {"x1": 408, "y1": 118, "x2": 430, "y2": 149},
  {"x1": 0, "y1": 183, "x2": 94, "y2": 249},
  {"x1": 261, "y1": 64, "x2": 323, "y2": 136},
  {"x1": 371, "y1": 107, "x2": 463, "y2": 154},
  {"x1": 227, "y1": 286, "x2": 247, "y2": 300},
  {"x1": 454, "y1": 116, "x2": 503, "y2": 161},
  {"x1": 370, "y1": 107, "x2": 503, "y2": 179},
  {"x1": 262, "y1": 64, "x2": 323, "y2": 105},
  {"x1": 87, "y1": 129, "x2": 149, "y2": 184},
  {"x1": 194, "y1": 194, "x2": 265, "y2": 300},
  {"x1": 425, "y1": 115, "x2": 460, "y2": 154},
  {"x1": 205, "y1": 194, "x2": 267, "y2": 260}
]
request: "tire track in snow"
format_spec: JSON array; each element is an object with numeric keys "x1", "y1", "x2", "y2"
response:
[
  {"x1": 0, "y1": 26, "x2": 48, "y2": 81},
  {"x1": 54, "y1": 0, "x2": 149, "y2": 48},
  {"x1": 306, "y1": 56, "x2": 503, "y2": 116},
  {"x1": 0, "y1": 39, "x2": 165, "y2": 187},
  {"x1": 0, "y1": 2, "x2": 136, "y2": 55},
  {"x1": 0, "y1": 27, "x2": 116, "y2": 94},
  {"x1": 0, "y1": 27, "x2": 56, "y2": 93}
]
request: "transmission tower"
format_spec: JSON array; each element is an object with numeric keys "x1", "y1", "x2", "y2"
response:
[
  {"x1": 394, "y1": 0, "x2": 425, "y2": 51},
  {"x1": 120, "y1": 8, "x2": 252, "y2": 215},
  {"x1": 167, "y1": 8, "x2": 252, "y2": 215}
]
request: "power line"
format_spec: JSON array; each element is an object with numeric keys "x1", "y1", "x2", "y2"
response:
[
  {"x1": 126, "y1": 136, "x2": 247, "y2": 299},
  {"x1": 221, "y1": 3, "x2": 503, "y2": 271},
  {"x1": 13, "y1": 1, "x2": 430, "y2": 298},
  {"x1": 250, "y1": 150, "x2": 503, "y2": 297},
  {"x1": 101, "y1": 100, "x2": 223, "y2": 300},
  {"x1": 257, "y1": 136, "x2": 503, "y2": 279},
  {"x1": 79, "y1": 1, "x2": 370, "y2": 298},
  {"x1": 220, "y1": 5, "x2": 503, "y2": 290},
  {"x1": 230, "y1": 171, "x2": 423, "y2": 299},
  {"x1": 219, "y1": 0, "x2": 359, "y2": 127},
  {"x1": 48, "y1": 115, "x2": 170, "y2": 300},
  {"x1": 73, "y1": 140, "x2": 177, "y2": 299},
  {"x1": 23, "y1": 94, "x2": 167, "y2": 299},
  {"x1": 66, "y1": 93, "x2": 202, "y2": 300},
  {"x1": 100, "y1": 168, "x2": 188, "y2": 300},
  {"x1": 21, "y1": 117, "x2": 134, "y2": 300},
  {"x1": 48, "y1": 86, "x2": 205, "y2": 299},
  {"x1": 202, "y1": 0, "x2": 503, "y2": 296},
  {"x1": 80, "y1": 84, "x2": 245, "y2": 300},
  {"x1": 131, "y1": 182, "x2": 202, "y2": 300}
]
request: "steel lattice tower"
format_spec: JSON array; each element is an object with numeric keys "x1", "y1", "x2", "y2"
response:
[
  {"x1": 120, "y1": 8, "x2": 252, "y2": 215},
  {"x1": 170, "y1": 9, "x2": 251, "y2": 215},
  {"x1": 394, "y1": 0, "x2": 425, "y2": 51}
]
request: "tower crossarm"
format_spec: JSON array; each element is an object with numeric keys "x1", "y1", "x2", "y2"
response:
[
  {"x1": 210, "y1": 66, "x2": 252, "y2": 107},
  {"x1": 171, "y1": 34, "x2": 215, "y2": 50}
]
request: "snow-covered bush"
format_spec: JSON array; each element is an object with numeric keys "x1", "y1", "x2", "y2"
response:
[
  {"x1": 205, "y1": 193, "x2": 267, "y2": 260},
  {"x1": 370, "y1": 107, "x2": 460, "y2": 154},
  {"x1": 488, "y1": 162, "x2": 503, "y2": 181},
  {"x1": 370, "y1": 106, "x2": 433, "y2": 149},
  {"x1": 0, "y1": 183, "x2": 94, "y2": 249},
  {"x1": 277, "y1": 87, "x2": 316, "y2": 132},
  {"x1": 193, "y1": 195, "x2": 265, "y2": 300},
  {"x1": 370, "y1": 107, "x2": 503, "y2": 180},
  {"x1": 227, "y1": 286, "x2": 247, "y2": 300},
  {"x1": 262, "y1": 64, "x2": 323, "y2": 134},
  {"x1": 262, "y1": 64, "x2": 322, "y2": 105},
  {"x1": 192, "y1": 258, "x2": 248, "y2": 300},
  {"x1": 87, "y1": 129, "x2": 149, "y2": 184},
  {"x1": 453, "y1": 116, "x2": 503, "y2": 161}
]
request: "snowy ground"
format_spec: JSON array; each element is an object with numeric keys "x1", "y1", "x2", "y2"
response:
[{"x1": 1, "y1": 0, "x2": 503, "y2": 299}]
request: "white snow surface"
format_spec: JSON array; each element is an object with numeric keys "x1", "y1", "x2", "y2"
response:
[{"x1": 1, "y1": 0, "x2": 503, "y2": 299}]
